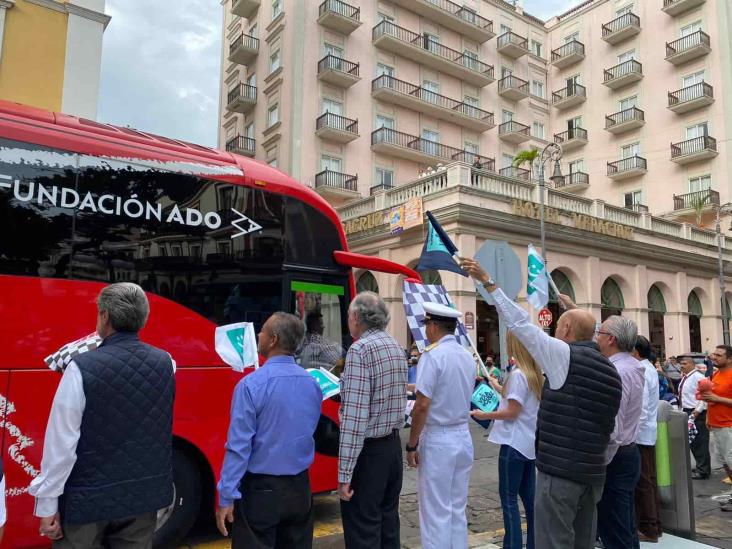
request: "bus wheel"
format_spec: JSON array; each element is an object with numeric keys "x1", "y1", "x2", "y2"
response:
[{"x1": 154, "y1": 448, "x2": 202, "y2": 548}]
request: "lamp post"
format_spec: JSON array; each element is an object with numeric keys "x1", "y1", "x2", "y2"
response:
[
  {"x1": 715, "y1": 203, "x2": 732, "y2": 346},
  {"x1": 534, "y1": 142, "x2": 565, "y2": 264}
]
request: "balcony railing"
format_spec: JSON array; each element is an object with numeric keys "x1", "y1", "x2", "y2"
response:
[
  {"x1": 626, "y1": 203, "x2": 649, "y2": 213},
  {"x1": 317, "y1": 54, "x2": 359, "y2": 77},
  {"x1": 668, "y1": 82, "x2": 713, "y2": 108},
  {"x1": 552, "y1": 83, "x2": 586, "y2": 103},
  {"x1": 227, "y1": 83, "x2": 257, "y2": 105},
  {"x1": 604, "y1": 59, "x2": 642, "y2": 83},
  {"x1": 497, "y1": 30, "x2": 528, "y2": 51},
  {"x1": 607, "y1": 155, "x2": 647, "y2": 175},
  {"x1": 316, "y1": 112, "x2": 358, "y2": 134},
  {"x1": 673, "y1": 189, "x2": 719, "y2": 211},
  {"x1": 602, "y1": 12, "x2": 641, "y2": 38},
  {"x1": 499, "y1": 166, "x2": 531, "y2": 180},
  {"x1": 371, "y1": 127, "x2": 495, "y2": 170},
  {"x1": 498, "y1": 121, "x2": 530, "y2": 136},
  {"x1": 229, "y1": 33, "x2": 259, "y2": 57},
  {"x1": 318, "y1": 0, "x2": 360, "y2": 20},
  {"x1": 370, "y1": 183, "x2": 394, "y2": 195},
  {"x1": 225, "y1": 135, "x2": 256, "y2": 155},
  {"x1": 315, "y1": 169, "x2": 358, "y2": 192},
  {"x1": 666, "y1": 30, "x2": 710, "y2": 57},
  {"x1": 551, "y1": 40, "x2": 585, "y2": 63},
  {"x1": 671, "y1": 135, "x2": 717, "y2": 159},
  {"x1": 416, "y1": 0, "x2": 494, "y2": 35},
  {"x1": 554, "y1": 128, "x2": 588, "y2": 143},
  {"x1": 372, "y1": 21, "x2": 494, "y2": 80},
  {"x1": 498, "y1": 75, "x2": 529, "y2": 94},
  {"x1": 371, "y1": 75, "x2": 494, "y2": 125},
  {"x1": 556, "y1": 171, "x2": 589, "y2": 189},
  {"x1": 605, "y1": 107, "x2": 645, "y2": 129}
]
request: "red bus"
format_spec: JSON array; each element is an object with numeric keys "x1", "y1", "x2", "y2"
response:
[{"x1": 0, "y1": 100, "x2": 418, "y2": 548}]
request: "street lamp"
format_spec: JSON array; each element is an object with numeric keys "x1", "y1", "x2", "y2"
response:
[
  {"x1": 715, "y1": 203, "x2": 732, "y2": 345},
  {"x1": 534, "y1": 142, "x2": 564, "y2": 264}
]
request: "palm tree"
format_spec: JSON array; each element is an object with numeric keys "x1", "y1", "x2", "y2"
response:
[
  {"x1": 512, "y1": 147, "x2": 540, "y2": 178},
  {"x1": 691, "y1": 193, "x2": 711, "y2": 228}
]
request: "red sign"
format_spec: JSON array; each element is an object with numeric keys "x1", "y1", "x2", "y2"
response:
[{"x1": 538, "y1": 308, "x2": 553, "y2": 327}]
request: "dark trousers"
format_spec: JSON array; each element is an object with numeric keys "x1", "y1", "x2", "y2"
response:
[
  {"x1": 635, "y1": 444, "x2": 662, "y2": 539},
  {"x1": 340, "y1": 430, "x2": 402, "y2": 549},
  {"x1": 498, "y1": 445, "x2": 535, "y2": 549},
  {"x1": 232, "y1": 470, "x2": 313, "y2": 549},
  {"x1": 597, "y1": 443, "x2": 641, "y2": 549},
  {"x1": 53, "y1": 512, "x2": 156, "y2": 549},
  {"x1": 686, "y1": 409, "x2": 711, "y2": 477}
]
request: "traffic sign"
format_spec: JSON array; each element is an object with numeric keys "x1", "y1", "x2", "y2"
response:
[{"x1": 538, "y1": 308, "x2": 553, "y2": 328}]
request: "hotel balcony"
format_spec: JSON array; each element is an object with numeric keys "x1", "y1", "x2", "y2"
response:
[
  {"x1": 231, "y1": 0, "x2": 259, "y2": 19},
  {"x1": 626, "y1": 203, "x2": 649, "y2": 213},
  {"x1": 228, "y1": 33, "x2": 259, "y2": 65},
  {"x1": 603, "y1": 59, "x2": 643, "y2": 89},
  {"x1": 663, "y1": 0, "x2": 706, "y2": 17},
  {"x1": 371, "y1": 75, "x2": 494, "y2": 131},
  {"x1": 601, "y1": 12, "x2": 641, "y2": 45},
  {"x1": 673, "y1": 189, "x2": 719, "y2": 213},
  {"x1": 226, "y1": 83, "x2": 257, "y2": 114},
  {"x1": 670, "y1": 135, "x2": 718, "y2": 165},
  {"x1": 551, "y1": 84, "x2": 586, "y2": 110},
  {"x1": 372, "y1": 21, "x2": 494, "y2": 87},
  {"x1": 317, "y1": 0, "x2": 362, "y2": 35},
  {"x1": 554, "y1": 128, "x2": 588, "y2": 151},
  {"x1": 499, "y1": 166, "x2": 531, "y2": 181},
  {"x1": 370, "y1": 127, "x2": 495, "y2": 168},
  {"x1": 665, "y1": 31, "x2": 711, "y2": 65},
  {"x1": 317, "y1": 54, "x2": 360, "y2": 88},
  {"x1": 498, "y1": 121, "x2": 530, "y2": 144},
  {"x1": 551, "y1": 40, "x2": 585, "y2": 69},
  {"x1": 605, "y1": 107, "x2": 645, "y2": 134},
  {"x1": 668, "y1": 82, "x2": 714, "y2": 114},
  {"x1": 497, "y1": 31, "x2": 529, "y2": 59},
  {"x1": 370, "y1": 183, "x2": 394, "y2": 195},
  {"x1": 315, "y1": 112, "x2": 359, "y2": 144},
  {"x1": 498, "y1": 75, "x2": 529, "y2": 102},
  {"x1": 555, "y1": 171, "x2": 589, "y2": 192},
  {"x1": 314, "y1": 169, "x2": 359, "y2": 200},
  {"x1": 607, "y1": 155, "x2": 647, "y2": 180},
  {"x1": 226, "y1": 135, "x2": 256, "y2": 158},
  {"x1": 388, "y1": 0, "x2": 495, "y2": 43}
]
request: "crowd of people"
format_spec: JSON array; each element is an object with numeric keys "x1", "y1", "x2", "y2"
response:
[{"x1": 25, "y1": 275, "x2": 732, "y2": 549}]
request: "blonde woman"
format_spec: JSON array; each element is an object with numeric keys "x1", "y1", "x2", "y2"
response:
[{"x1": 471, "y1": 332, "x2": 544, "y2": 549}]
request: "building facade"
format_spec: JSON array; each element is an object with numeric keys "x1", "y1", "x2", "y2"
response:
[
  {"x1": 0, "y1": 0, "x2": 109, "y2": 119},
  {"x1": 218, "y1": 0, "x2": 732, "y2": 359}
]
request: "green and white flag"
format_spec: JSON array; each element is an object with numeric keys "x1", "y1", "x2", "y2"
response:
[
  {"x1": 215, "y1": 322, "x2": 259, "y2": 372},
  {"x1": 307, "y1": 367, "x2": 341, "y2": 400},
  {"x1": 527, "y1": 244, "x2": 549, "y2": 310}
]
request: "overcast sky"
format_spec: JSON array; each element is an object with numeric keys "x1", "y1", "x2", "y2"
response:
[{"x1": 97, "y1": 0, "x2": 584, "y2": 148}]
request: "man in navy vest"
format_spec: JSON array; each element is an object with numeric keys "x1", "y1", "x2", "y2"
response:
[{"x1": 31, "y1": 282, "x2": 175, "y2": 547}]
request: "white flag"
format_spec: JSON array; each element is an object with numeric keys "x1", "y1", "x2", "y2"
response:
[
  {"x1": 526, "y1": 244, "x2": 549, "y2": 310},
  {"x1": 215, "y1": 322, "x2": 259, "y2": 372}
]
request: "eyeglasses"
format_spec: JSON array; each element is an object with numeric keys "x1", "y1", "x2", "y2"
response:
[{"x1": 595, "y1": 330, "x2": 613, "y2": 338}]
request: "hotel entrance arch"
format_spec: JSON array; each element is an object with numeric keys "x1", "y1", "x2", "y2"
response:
[
  {"x1": 601, "y1": 278, "x2": 624, "y2": 321},
  {"x1": 648, "y1": 285, "x2": 667, "y2": 359},
  {"x1": 356, "y1": 271, "x2": 379, "y2": 294},
  {"x1": 548, "y1": 270, "x2": 576, "y2": 337},
  {"x1": 688, "y1": 291, "x2": 703, "y2": 353}
]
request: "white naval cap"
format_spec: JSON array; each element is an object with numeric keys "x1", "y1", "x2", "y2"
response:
[{"x1": 422, "y1": 302, "x2": 463, "y2": 322}]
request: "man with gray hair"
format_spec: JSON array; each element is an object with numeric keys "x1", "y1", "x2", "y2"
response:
[
  {"x1": 31, "y1": 282, "x2": 176, "y2": 547},
  {"x1": 338, "y1": 292, "x2": 407, "y2": 549},
  {"x1": 595, "y1": 315, "x2": 646, "y2": 549}
]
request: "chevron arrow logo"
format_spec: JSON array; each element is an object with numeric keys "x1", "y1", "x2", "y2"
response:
[{"x1": 230, "y1": 208, "x2": 263, "y2": 239}]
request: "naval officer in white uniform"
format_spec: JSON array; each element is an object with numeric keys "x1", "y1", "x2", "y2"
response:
[{"x1": 406, "y1": 302, "x2": 476, "y2": 549}]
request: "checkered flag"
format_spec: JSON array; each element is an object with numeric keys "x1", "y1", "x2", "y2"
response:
[
  {"x1": 44, "y1": 332, "x2": 102, "y2": 373},
  {"x1": 403, "y1": 281, "x2": 471, "y2": 353}
]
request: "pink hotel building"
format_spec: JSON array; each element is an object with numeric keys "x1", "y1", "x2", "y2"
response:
[{"x1": 218, "y1": 0, "x2": 732, "y2": 359}]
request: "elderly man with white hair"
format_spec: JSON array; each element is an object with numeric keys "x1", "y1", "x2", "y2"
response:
[{"x1": 594, "y1": 315, "x2": 646, "y2": 549}]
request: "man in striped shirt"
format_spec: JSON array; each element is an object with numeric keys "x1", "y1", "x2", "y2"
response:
[{"x1": 338, "y1": 291, "x2": 407, "y2": 549}]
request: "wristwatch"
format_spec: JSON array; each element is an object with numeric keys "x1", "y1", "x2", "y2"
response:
[
  {"x1": 406, "y1": 442, "x2": 419, "y2": 452},
  {"x1": 477, "y1": 277, "x2": 496, "y2": 288}
]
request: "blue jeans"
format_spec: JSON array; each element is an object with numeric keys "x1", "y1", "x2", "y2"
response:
[
  {"x1": 597, "y1": 443, "x2": 641, "y2": 549},
  {"x1": 498, "y1": 445, "x2": 535, "y2": 549}
]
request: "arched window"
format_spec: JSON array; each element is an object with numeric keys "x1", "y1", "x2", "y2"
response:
[
  {"x1": 549, "y1": 270, "x2": 576, "y2": 302},
  {"x1": 648, "y1": 285, "x2": 667, "y2": 313},
  {"x1": 688, "y1": 290, "x2": 703, "y2": 352},
  {"x1": 688, "y1": 291, "x2": 703, "y2": 316},
  {"x1": 356, "y1": 271, "x2": 379, "y2": 294},
  {"x1": 648, "y1": 285, "x2": 667, "y2": 360},
  {"x1": 601, "y1": 278, "x2": 624, "y2": 321},
  {"x1": 421, "y1": 270, "x2": 442, "y2": 285}
]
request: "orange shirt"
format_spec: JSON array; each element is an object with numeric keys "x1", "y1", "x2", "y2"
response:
[{"x1": 708, "y1": 367, "x2": 732, "y2": 428}]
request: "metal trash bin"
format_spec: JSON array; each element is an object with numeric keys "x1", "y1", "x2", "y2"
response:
[{"x1": 656, "y1": 400, "x2": 695, "y2": 537}]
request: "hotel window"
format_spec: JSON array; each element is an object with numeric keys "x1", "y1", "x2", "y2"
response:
[
  {"x1": 249, "y1": 23, "x2": 258, "y2": 38},
  {"x1": 621, "y1": 142, "x2": 640, "y2": 159},
  {"x1": 624, "y1": 190, "x2": 643, "y2": 208},
  {"x1": 324, "y1": 43, "x2": 344, "y2": 59},
  {"x1": 268, "y1": 158, "x2": 279, "y2": 168},
  {"x1": 619, "y1": 95, "x2": 638, "y2": 111},
  {"x1": 686, "y1": 122, "x2": 708, "y2": 140},
  {"x1": 171, "y1": 245, "x2": 182, "y2": 257},
  {"x1": 159, "y1": 245, "x2": 168, "y2": 257},
  {"x1": 217, "y1": 241, "x2": 232, "y2": 255},
  {"x1": 682, "y1": 70, "x2": 705, "y2": 87},
  {"x1": 616, "y1": 3, "x2": 634, "y2": 16},
  {"x1": 375, "y1": 114, "x2": 394, "y2": 129},
  {"x1": 530, "y1": 40, "x2": 542, "y2": 58},
  {"x1": 377, "y1": 12, "x2": 394, "y2": 24},
  {"x1": 376, "y1": 63, "x2": 394, "y2": 77},
  {"x1": 502, "y1": 110, "x2": 513, "y2": 123},
  {"x1": 267, "y1": 104, "x2": 279, "y2": 127},
  {"x1": 219, "y1": 186, "x2": 234, "y2": 210},
  {"x1": 688, "y1": 175, "x2": 711, "y2": 193},
  {"x1": 272, "y1": 0, "x2": 282, "y2": 19},
  {"x1": 269, "y1": 49, "x2": 281, "y2": 73},
  {"x1": 464, "y1": 95, "x2": 480, "y2": 116},
  {"x1": 618, "y1": 49, "x2": 636, "y2": 63},
  {"x1": 421, "y1": 129, "x2": 440, "y2": 156},
  {"x1": 464, "y1": 142, "x2": 479, "y2": 156},
  {"x1": 321, "y1": 154, "x2": 342, "y2": 173},
  {"x1": 321, "y1": 98, "x2": 343, "y2": 115},
  {"x1": 190, "y1": 244, "x2": 202, "y2": 258},
  {"x1": 501, "y1": 65, "x2": 513, "y2": 79},
  {"x1": 463, "y1": 49, "x2": 478, "y2": 70},
  {"x1": 375, "y1": 167, "x2": 394, "y2": 188},
  {"x1": 680, "y1": 20, "x2": 702, "y2": 37},
  {"x1": 569, "y1": 159, "x2": 585, "y2": 173},
  {"x1": 501, "y1": 153, "x2": 514, "y2": 169},
  {"x1": 531, "y1": 80, "x2": 544, "y2": 98},
  {"x1": 246, "y1": 73, "x2": 256, "y2": 88},
  {"x1": 245, "y1": 123, "x2": 254, "y2": 139},
  {"x1": 564, "y1": 31, "x2": 579, "y2": 42},
  {"x1": 500, "y1": 24, "x2": 512, "y2": 34},
  {"x1": 532, "y1": 122, "x2": 545, "y2": 140}
]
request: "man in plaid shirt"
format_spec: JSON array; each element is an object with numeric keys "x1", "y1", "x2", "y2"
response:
[{"x1": 338, "y1": 292, "x2": 407, "y2": 549}]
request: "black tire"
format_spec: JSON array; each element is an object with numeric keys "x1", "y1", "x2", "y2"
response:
[{"x1": 153, "y1": 448, "x2": 202, "y2": 549}]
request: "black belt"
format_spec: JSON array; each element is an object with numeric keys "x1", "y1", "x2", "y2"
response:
[{"x1": 365, "y1": 429, "x2": 398, "y2": 443}]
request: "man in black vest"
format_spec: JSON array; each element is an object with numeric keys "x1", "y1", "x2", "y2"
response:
[
  {"x1": 31, "y1": 282, "x2": 175, "y2": 548},
  {"x1": 461, "y1": 258, "x2": 622, "y2": 549}
]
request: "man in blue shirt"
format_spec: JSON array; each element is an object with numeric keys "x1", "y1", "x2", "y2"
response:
[{"x1": 216, "y1": 312, "x2": 323, "y2": 548}]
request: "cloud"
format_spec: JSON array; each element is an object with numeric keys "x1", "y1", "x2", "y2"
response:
[{"x1": 98, "y1": 0, "x2": 222, "y2": 147}]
